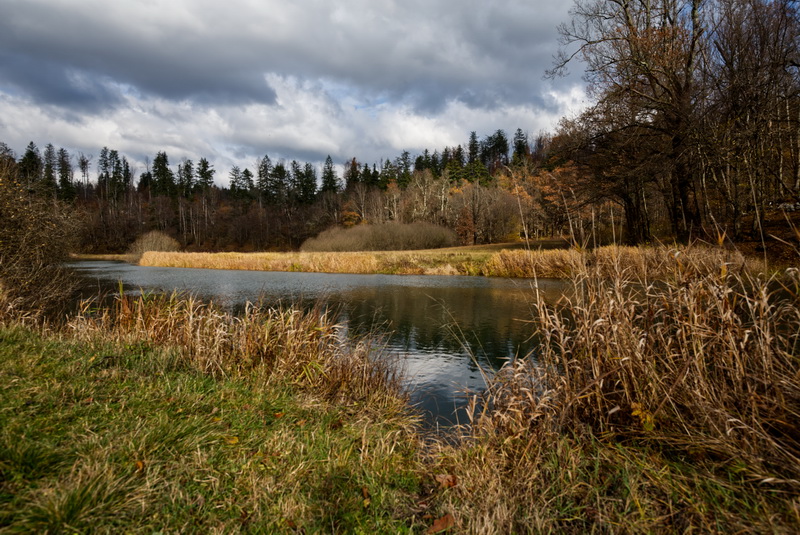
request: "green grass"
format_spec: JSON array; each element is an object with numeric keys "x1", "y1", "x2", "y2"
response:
[{"x1": 0, "y1": 325, "x2": 426, "y2": 533}]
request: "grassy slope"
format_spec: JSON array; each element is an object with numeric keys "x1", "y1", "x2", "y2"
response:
[{"x1": 0, "y1": 325, "x2": 426, "y2": 533}]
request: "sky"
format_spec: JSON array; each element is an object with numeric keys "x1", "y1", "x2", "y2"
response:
[{"x1": 0, "y1": 0, "x2": 587, "y2": 183}]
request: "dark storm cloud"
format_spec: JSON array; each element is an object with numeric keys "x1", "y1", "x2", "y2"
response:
[
  {"x1": 0, "y1": 1, "x2": 277, "y2": 110},
  {"x1": 0, "y1": 0, "x2": 573, "y2": 113},
  {"x1": 0, "y1": 52, "x2": 122, "y2": 112}
]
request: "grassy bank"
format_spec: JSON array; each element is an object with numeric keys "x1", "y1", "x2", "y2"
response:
[
  {"x1": 0, "y1": 296, "x2": 429, "y2": 533},
  {"x1": 138, "y1": 241, "x2": 764, "y2": 279},
  {"x1": 3, "y1": 246, "x2": 799, "y2": 532}
]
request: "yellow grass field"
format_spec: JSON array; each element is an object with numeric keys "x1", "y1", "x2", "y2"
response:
[{"x1": 136, "y1": 242, "x2": 764, "y2": 279}]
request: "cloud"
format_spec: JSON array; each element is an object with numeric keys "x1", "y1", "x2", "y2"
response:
[{"x1": 0, "y1": 0, "x2": 586, "y2": 180}]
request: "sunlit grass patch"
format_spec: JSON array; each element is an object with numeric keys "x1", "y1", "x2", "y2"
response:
[{"x1": 0, "y1": 315, "x2": 425, "y2": 532}]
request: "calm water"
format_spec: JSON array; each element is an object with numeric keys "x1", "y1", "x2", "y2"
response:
[{"x1": 69, "y1": 261, "x2": 566, "y2": 428}]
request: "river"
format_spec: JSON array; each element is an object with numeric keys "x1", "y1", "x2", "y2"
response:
[{"x1": 69, "y1": 260, "x2": 566, "y2": 428}]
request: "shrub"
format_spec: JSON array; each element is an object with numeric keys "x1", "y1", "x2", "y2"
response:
[
  {"x1": 0, "y1": 162, "x2": 79, "y2": 317},
  {"x1": 301, "y1": 222, "x2": 457, "y2": 252},
  {"x1": 127, "y1": 231, "x2": 180, "y2": 257}
]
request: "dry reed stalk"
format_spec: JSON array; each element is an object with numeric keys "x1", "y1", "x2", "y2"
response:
[
  {"x1": 478, "y1": 251, "x2": 800, "y2": 479},
  {"x1": 432, "y1": 248, "x2": 799, "y2": 532},
  {"x1": 485, "y1": 244, "x2": 761, "y2": 279},
  {"x1": 68, "y1": 292, "x2": 408, "y2": 410}
]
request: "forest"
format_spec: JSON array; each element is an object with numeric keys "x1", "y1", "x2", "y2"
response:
[{"x1": 2, "y1": 0, "x2": 800, "y2": 258}]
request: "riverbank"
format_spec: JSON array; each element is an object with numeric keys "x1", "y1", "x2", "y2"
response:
[
  {"x1": 134, "y1": 242, "x2": 766, "y2": 280},
  {"x1": 0, "y1": 297, "x2": 428, "y2": 532},
  {"x1": 4, "y1": 248, "x2": 799, "y2": 532}
]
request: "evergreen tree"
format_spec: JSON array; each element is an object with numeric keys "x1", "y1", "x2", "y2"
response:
[
  {"x1": 269, "y1": 162, "x2": 289, "y2": 204},
  {"x1": 151, "y1": 151, "x2": 175, "y2": 197},
  {"x1": 137, "y1": 171, "x2": 152, "y2": 193},
  {"x1": 256, "y1": 155, "x2": 273, "y2": 200},
  {"x1": 196, "y1": 158, "x2": 215, "y2": 192},
  {"x1": 379, "y1": 159, "x2": 397, "y2": 188},
  {"x1": 42, "y1": 143, "x2": 57, "y2": 196},
  {"x1": 241, "y1": 168, "x2": 254, "y2": 193},
  {"x1": 18, "y1": 142, "x2": 42, "y2": 189},
  {"x1": 512, "y1": 128, "x2": 530, "y2": 167},
  {"x1": 177, "y1": 159, "x2": 195, "y2": 198},
  {"x1": 228, "y1": 165, "x2": 243, "y2": 194},
  {"x1": 57, "y1": 147, "x2": 75, "y2": 200},
  {"x1": 467, "y1": 131, "x2": 480, "y2": 164},
  {"x1": 395, "y1": 151, "x2": 412, "y2": 188},
  {"x1": 344, "y1": 158, "x2": 361, "y2": 190},
  {"x1": 97, "y1": 147, "x2": 110, "y2": 192},
  {"x1": 297, "y1": 162, "x2": 317, "y2": 204},
  {"x1": 320, "y1": 155, "x2": 339, "y2": 193}
]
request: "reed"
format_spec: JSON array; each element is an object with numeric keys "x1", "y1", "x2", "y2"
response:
[
  {"x1": 140, "y1": 243, "x2": 769, "y2": 281},
  {"x1": 432, "y1": 248, "x2": 800, "y2": 532},
  {"x1": 139, "y1": 249, "x2": 490, "y2": 276},
  {"x1": 484, "y1": 243, "x2": 764, "y2": 279},
  {"x1": 68, "y1": 292, "x2": 407, "y2": 410}
]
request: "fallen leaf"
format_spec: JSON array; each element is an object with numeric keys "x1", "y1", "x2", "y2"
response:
[
  {"x1": 362, "y1": 498, "x2": 371, "y2": 508},
  {"x1": 434, "y1": 473, "x2": 458, "y2": 488},
  {"x1": 295, "y1": 419, "x2": 307, "y2": 426},
  {"x1": 361, "y1": 486, "x2": 370, "y2": 498},
  {"x1": 135, "y1": 460, "x2": 145, "y2": 473},
  {"x1": 426, "y1": 513, "x2": 455, "y2": 534},
  {"x1": 274, "y1": 412, "x2": 285, "y2": 419},
  {"x1": 224, "y1": 436, "x2": 239, "y2": 445}
]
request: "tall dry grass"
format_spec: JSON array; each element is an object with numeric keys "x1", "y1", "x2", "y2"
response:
[
  {"x1": 433, "y1": 249, "x2": 800, "y2": 532},
  {"x1": 485, "y1": 243, "x2": 764, "y2": 279},
  {"x1": 141, "y1": 243, "x2": 768, "y2": 282},
  {"x1": 68, "y1": 292, "x2": 407, "y2": 410},
  {"x1": 139, "y1": 249, "x2": 488, "y2": 276}
]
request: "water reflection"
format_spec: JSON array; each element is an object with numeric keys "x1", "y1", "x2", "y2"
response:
[{"x1": 69, "y1": 261, "x2": 566, "y2": 427}]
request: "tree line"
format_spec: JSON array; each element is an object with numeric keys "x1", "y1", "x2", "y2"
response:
[{"x1": 0, "y1": 127, "x2": 557, "y2": 253}]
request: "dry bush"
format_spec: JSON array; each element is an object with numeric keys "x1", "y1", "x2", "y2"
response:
[
  {"x1": 127, "y1": 230, "x2": 180, "y2": 257},
  {"x1": 0, "y1": 169, "x2": 80, "y2": 317},
  {"x1": 301, "y1": 222, "x2": 457, "y2": 252}
]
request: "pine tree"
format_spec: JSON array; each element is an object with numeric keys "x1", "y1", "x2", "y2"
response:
[
  {"x1": 512, "y1": 128, "x2": 530, "y2": 167},
  {"x1": 177, "y1": 159, "x2": 195, "y2": 198},
  {"x1": 57, "y1": 147, "x2": 75, "y2": 200},
  {"x1": 228, "y1": 165, "x2": 243, "y2": 194},
  {"x1": 18, "y1": 142, "x2": 43, "y2": 189},
  {"x1": 467, "y1": 132, "x2": 480, "y2": 164},
  {"x1": 196, "y1": 158, "x2": 215, "y2": 192},
  {"x1": 151, "y1": 151, "x2": 175, "y2": 197},
  {"x1": 42, "y1": 143, "x2": 57, "y2": 197},
  {"x1": 256, "y1": 155, "x2": 272, "y2": 200},
  {"x1": 320, "y1": 155, "x2": 339, "y2": 193}
]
